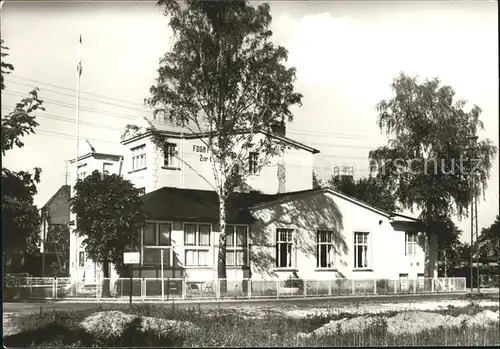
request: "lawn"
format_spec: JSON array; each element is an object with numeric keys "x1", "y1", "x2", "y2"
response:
[{"x1": 3, "y1": 301, "x2": 499, "y2": 347}]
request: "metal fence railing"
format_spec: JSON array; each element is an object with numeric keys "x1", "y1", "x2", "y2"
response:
[{"x1": 3, "y1": 276, "x2": 467, "y2": 301}]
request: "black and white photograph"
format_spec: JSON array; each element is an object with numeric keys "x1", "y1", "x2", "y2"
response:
[{"x1": 1, "y1": 0, "x2": 499, "y2": 347}]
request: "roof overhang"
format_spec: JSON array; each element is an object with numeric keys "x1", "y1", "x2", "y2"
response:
[{"x1": 121, "y1": 129, "x2": 320, "y2": 154}]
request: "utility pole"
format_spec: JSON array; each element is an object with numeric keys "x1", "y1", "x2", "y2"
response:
[{"x1": 466, "y1": 136, "x2": 480, "y2": 293}]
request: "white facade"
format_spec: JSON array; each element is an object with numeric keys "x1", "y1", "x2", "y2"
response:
[
  {"x1": 68, "y1": 140, "x2": 122, "y2": 284},
  {"x1": 122, "y1": 117, "x2": 317, "y2": 195}
]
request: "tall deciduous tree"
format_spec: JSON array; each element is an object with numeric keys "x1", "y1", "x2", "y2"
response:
[
  {"x1": 312, "y1": 170, "x2": 323, "y2": 189},
  {"x1": 69, "y1": 170, "x2": 145, "y2": 296},
  {"x1": 369, "y1": 72, "x2": 497, "y2": 277},
  {"x1": 1, "y1": 39, "x2": 45, "y2": 272},
  {"x1": 146, "y1": 0, "x2": 302, "y2": 282},
  {"x1": 327, "y1": 175, "x2": 399, "y2": 213},
  {"x1": 477, "y1": 215, "x2": 500, "y2": 261}
]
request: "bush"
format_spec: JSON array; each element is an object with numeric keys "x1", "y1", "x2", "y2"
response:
[{"x1": 284, "y1": 271, "x2": 304, "y2": 291}]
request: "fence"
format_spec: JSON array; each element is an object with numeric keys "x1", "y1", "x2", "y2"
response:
[{"x1": 3, "y1": 276, "x2": 466, "y2": 301}]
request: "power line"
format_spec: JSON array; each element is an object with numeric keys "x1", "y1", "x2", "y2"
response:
[
  {"x1": 5, "y1": 79, "x2": 152, "y2": 113},
  {"x1": 7, "y1": 74, "x2": 148, "y2": 108},
  {"x1": 3, "y1": 90, "x2": 138, "y2": 120},
  {"x1": 6, "y1": 75, "x2": 389, "y2": 142}
]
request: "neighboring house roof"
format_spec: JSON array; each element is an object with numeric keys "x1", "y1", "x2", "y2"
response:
[
  {"x1": 249, "y1": 187, "x2": 408, "y2": 220},
  {"x1": 141, "y1": 186, "x2": 420, "y2": 224},
  {"x1": 41, "y1": 185, "x2": 70, "y2": 211},
  {"x1": 121, "y1": 117, "x2": 320, "y2": 154}
]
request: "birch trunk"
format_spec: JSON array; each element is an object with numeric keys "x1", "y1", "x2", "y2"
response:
[
  {"x1": 101, "y1": 259, "x2": 111, "y2": 298},
  {"x1": 426, "y1": 233, "x2": 439, "y2": 278},
  {"x1": 217, "y1": 197, "x2": 228, "y2": 294}
]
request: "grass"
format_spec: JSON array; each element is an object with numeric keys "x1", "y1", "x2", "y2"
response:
[{"x1": 4, "y1": 303, "x2": 499, "y2": 347}]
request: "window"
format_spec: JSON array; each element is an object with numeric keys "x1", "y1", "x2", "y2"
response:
[
  {"x1": 142, "y1": 222, "x2": 172, "y2": 267},
  {"x1": 249, "y1": 152, "x2": 258, "y2": 174},
  {"x1": 184, "y1": 223, "x2": 211, "y2": 266},
  {"x1": 137, "y1": 187, "x2": 145, "y2": 195},
  {"x1": 405, "y1": 232, "x2": 418, "y2": 256},
  {"x1": 78, "y1": 251, "x2": 85, "y2": 267},
  {"x1": 276, "y1": 228, "x2": 294, "y2": 268},
  {"x1": 354, "y1": 232, "x2": 369, "y2": 269},
  {"x1": 226, "y1": 225, "x2": 249, "y2": 267},
  {"x1": 317, "y1": 230, "x2": 336, "y2": 268},
  {"x1": 163, "y1": 143, "x2": 177, "y2": 167},
  {"x1": 131, "y1": 145, "x2": 146, "y2": 170},
  {"x1": 103, "y1": 163, "x2": 113, "y2": 176},
  {"x1": 77, "y1": 164, "x2": 87, "y2": 180}
]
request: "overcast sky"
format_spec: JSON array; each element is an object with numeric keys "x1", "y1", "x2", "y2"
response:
[{"x1": 1, "y1": 1, "x2": 498, "y2": 242}]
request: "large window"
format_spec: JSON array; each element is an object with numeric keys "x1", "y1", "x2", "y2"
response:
[
  {"x1": 131, "y1": 145, "x2": 146, "y2": 171},
  {"x1": 276, "y1": 228, "x2": 294, "y2": 268},
  {"x1": 317, "y1": 230, "x2": 336, "y2": 268},
  {"x1": 405, "y1": 232, "x2": 418, "y2": 256},
  {"x1": 226, "y1": 225, "x2": 249, "y2": 267},
  {"x1": 103, "y1": 162, "x2": 113, "y2": 176},
  {"x1": 142, "y1": 222, "x2": 172, "y2": 267},
  {"x1": 163, "y1": 143, "x2": 177, "y2": 167},
  {"x1": 354, "y1": 232, "x2": 369, "y2": 269},
  {"x1": 249, "y1": 152, "x2": 258, "y2": 174},
  {"x1": 184, "y1": 223, "x2": 211, "y2": 266},
  {"x1": 77, "y1": 164, "x2": 87, "y2": 180}
]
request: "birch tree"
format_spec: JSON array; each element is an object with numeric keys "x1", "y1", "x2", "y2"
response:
[
  {"x1": 369, "y1": 73, "x2": 497, "y2": 277},
  {"x1": 146, "y1": 0, "x2": 302, "y2": 283}
]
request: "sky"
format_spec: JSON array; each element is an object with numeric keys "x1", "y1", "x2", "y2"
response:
[{"x1": 1, "y1": 0, "x2": 498, "y2": 242}]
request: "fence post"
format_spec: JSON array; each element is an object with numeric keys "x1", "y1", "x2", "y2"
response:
[
  {"x1": 248, "y1": 279, "x2": 252, "y2": 299},
  {"x1": 161, "y1": 278, "x2": 165, "y2": 302},
  {"x1": 182, "y1": 278, "x2": 186, "y2": 300},
  {"x1": 277, "y1": 279, "x2": 280, "y2": 299},
  {"x1": 352, "y1": 280, "x2": 355, "y2": 295},
  {"x1": 373, "y1": 279, "x2": 377, "y2": 295},
  {"x1": 431, "y1": 278, "x2": 435, "y2": 293},
  {"x1": 413, "y1": 279, "x2": 416, "y2": 294},
  {"x1": 328, "y1": 281, "x2": 332, "y2": 296},
  {"x1": 52, "y1": 278, "x2": 56, "y2": 300},
  {"x1": 304, "y1": 280, "x2": 307, "y2": 298},
  {"x1": 448, "y1": 278, "x2": 452, "y2": 293},
  {"x1": 142, "y1": 278, "x2": 146, "y2": 300},
  {"x1": 216, "y1": 279, "x2": 220, "y2": 300}
]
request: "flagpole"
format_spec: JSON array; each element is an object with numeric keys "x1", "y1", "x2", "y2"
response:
[{"x1": 73, "y1": 35, "x2": 82, "y2": 291}]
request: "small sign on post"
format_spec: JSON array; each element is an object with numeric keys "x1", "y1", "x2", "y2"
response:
[
  {"x1": 123, "y1": 252, "x2": 140, "y2": 305},
  {"x1": 124, "y1": 252, "x2": 140, "y2": 265}
]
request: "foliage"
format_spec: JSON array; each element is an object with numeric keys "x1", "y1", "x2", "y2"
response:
[
  {"x1": 312, "y1": 170, "x2": 323, "y2": 189},
  {"x1": 46, "y1": 224, "x2": 71, "y2": 276},
  {"x1": 327, "y1": 175, "x2": 399, "y2": 213},
  {"x1": 369, "y1": 72, "x2": 497, "y2": 275},
  {"x1": 69, "y1": 170, "x2": 146, "y2": 283},
  {"x1": 5, "y1": 306, "x2": 500, "y2": 347},
  {"x1": 284, "y1": 271, "x2": 304, "y2": 290},
  {"x1": 477, "y1": 215, "x2": 500, "y2": 260},
  {"x1": 146, "y1": 0, "x2": 302, "y2": 279},
  {"x1": 1, "y1": 39, "x2": 44, "y2": 272},
  {"x1": 370, "y1": 72, "x2": 497, "y2": 224}
]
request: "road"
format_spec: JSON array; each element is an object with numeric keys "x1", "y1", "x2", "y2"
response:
[{"x1": 3, "y1": 291, "x2": 497, "y2": 314}]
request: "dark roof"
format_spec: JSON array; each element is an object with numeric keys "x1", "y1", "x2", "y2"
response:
[
  {"x1": 41, "y1": 185, "x2": 70, "y2": 211},
  {"x1": 141, "y1": 187, "x2": 318, "y2": 223}
]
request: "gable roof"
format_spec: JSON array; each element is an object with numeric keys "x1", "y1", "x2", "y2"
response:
[
  {"x1": 121, "y1": 119, "x2": 320, "y2": 154},
  {"x1": 249, "y1": 187, "x2": 421, "y2": 222},
  {"x1": 140, "y1": 186, "x2": 420, "y2": 223},
  {"x1": 41, "y1": 185, "x2": 70, "y2": 211}
]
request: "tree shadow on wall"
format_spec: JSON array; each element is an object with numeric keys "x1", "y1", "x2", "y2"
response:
[{"x1": 248, "y1": 193, "x2": 348, "y2": 278}]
